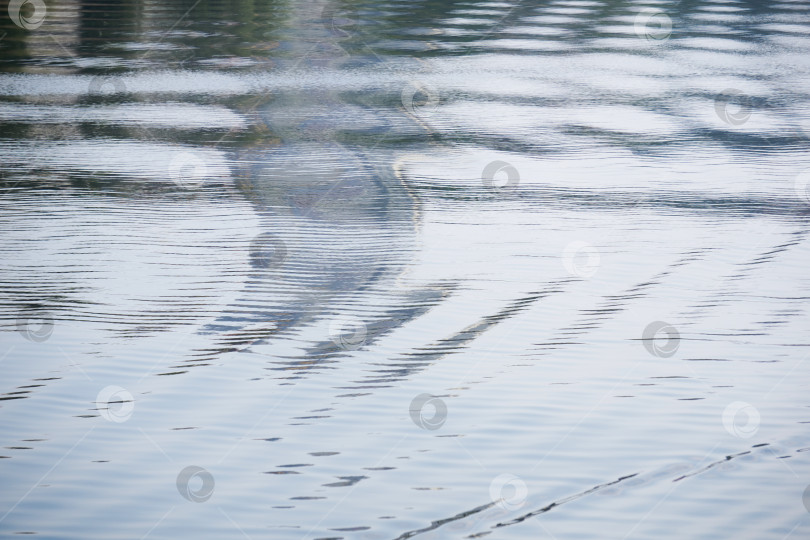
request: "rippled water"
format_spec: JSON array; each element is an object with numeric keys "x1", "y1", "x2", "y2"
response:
[{"x1": 2, "y1": 0, "x2": 810, "y2": 538}]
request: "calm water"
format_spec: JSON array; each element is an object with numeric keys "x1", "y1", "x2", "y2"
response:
[{"x1": 1, "y1": 0, "x2": 810, "y2": 538}]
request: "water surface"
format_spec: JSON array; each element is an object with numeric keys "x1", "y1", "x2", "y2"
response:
[{"x1": 1, "y1": 0, "x2": 810, "y2": 538}]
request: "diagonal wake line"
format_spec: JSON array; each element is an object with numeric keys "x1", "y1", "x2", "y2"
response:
[
  {"x1": 390, "y1": 473, "x2": 639, "y2": 540},
  {"x1": 391, "y1": 501, "x2": 499, "y2": 540},
  {"x1": 392, "y1": 440, "x2": 802, "y2": 539},
  {"x1": 493, "y1": 473, "x2": 641, "y2": 528}
]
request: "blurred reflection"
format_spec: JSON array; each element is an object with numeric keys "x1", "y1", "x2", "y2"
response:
[{"x1": 195, "y1": 0, "x2": 424, "y2": 358}]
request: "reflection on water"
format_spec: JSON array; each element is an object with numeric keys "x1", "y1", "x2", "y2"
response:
[{"x1": 1, "y1": 0, "x2": 810, "y2": 538}]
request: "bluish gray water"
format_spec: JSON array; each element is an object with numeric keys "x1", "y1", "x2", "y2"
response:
[{"x1": 1, "y1": 0, "x2": 810, "y2": 538}]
